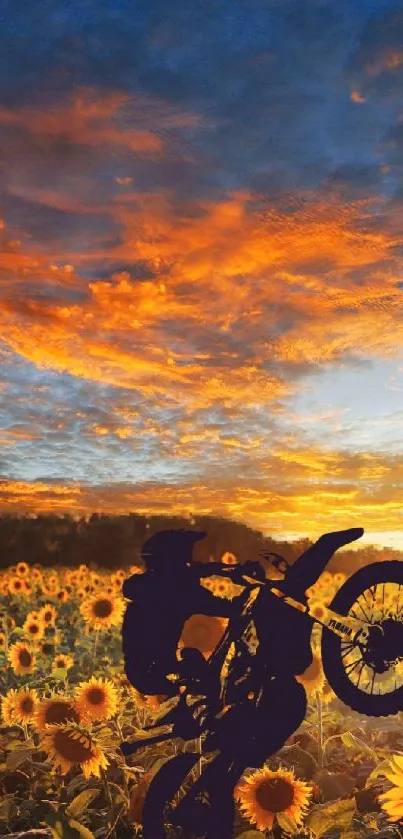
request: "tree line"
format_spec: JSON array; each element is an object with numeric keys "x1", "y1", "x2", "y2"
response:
[{"x1": 0, "y1": 513, "x2": 398, "y2": 573}]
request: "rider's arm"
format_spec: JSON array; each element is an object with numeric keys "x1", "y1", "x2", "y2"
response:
[{"x1": 194, "y1": 561, "x2": 265, "y2": 582}]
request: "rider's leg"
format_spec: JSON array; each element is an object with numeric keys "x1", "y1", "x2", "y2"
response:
[{"x1": 282, "y1": 527, "x2": 364, "y2": 599}]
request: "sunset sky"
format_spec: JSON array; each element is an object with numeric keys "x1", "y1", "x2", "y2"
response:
[{"x1": 1, "y1": 0, "x2": 403, "y2": 548}]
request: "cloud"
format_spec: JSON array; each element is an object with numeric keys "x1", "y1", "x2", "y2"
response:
[
  {"x1": 1, "y1": 1, "x2": 403, "y2": 540},
  {"x1": 1, "y1": 443, "x2": 403, "y2": 540}
]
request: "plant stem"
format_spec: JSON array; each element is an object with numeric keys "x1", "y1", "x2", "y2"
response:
[
  {"x1": 316, "y1": 691, "x2": 324, "y2": 769},
  {"x1": 114, "y1": 717, "x2": 130, "y2": 799},
  {"x1": 91, "y1": 628, "x2": 100, "y2": 675},
  {"x1": 101, "y1": 766, "x2": 117, "y2": 839},
  {"x1": 198, "y1": 734, "x2": 202, "y2": 778}
]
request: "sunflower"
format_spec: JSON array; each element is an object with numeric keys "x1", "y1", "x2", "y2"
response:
[
  {"x1": 296, "y1": 654, "x2": 325, "y2": 695},
  {"x1": 13, "y1": 687, "x2": 39, "y2": 724},
  {"x1": 22, "y1": 614, "x2": 45, "y2": 642},
  {"x1": 110, "y1": 573, "x2": 123, "y2": 591},
  {"x1": 8, "y1": 641, "x2": 36, "y2": 676},
  {"x1": 1, "y1": 686, "x2": 38, "y2": 726},
  {"x1": 129, "y1": 686, "x2": 165, "y2": 712},
  {"x1": 15, "y1": 562, "x2": 30, "y2": 578},
  {"x1": 1, "y1": 689, "x2": 18, "y2": 725},
  {"x1": 31, "y1": 567, "x2": 43, "y2": 584},
  {"x1": 128, "y1": 565, "x2": 144, "y2": 576},
  {"x1": 178, "y1": 614, "x2": 228, "y2": 659},
  {"x1": 39, "y1": 639, "x2": 57, "y2": 658},
  {"x1": 235, "y1": 766, "x2": 313, "y2": 831},
  {"x1": 80, "y1": 591, "x2": 125, "y2": 630},
  {"x1": 41, "y1": 582, "x2": 58, "y2": 598},
  {"x1": 39, "y1": 722, "x2": 109, "y2": 779},
  {"x1": 221, "y1": 551, "x2": 238, "y2": 565},
  {"x1": 55, "y1": 589, "x2": 70, "y2": 604},
  {"x1": 378, "y1": 754, "x2": 403, "y2": 821},
  {"x1": 333, "y1": 572, "x2": 347, "y2": 586},
  {"x1": 33, "y1": 693, "x2": 81, "y2": 733},
  {"x1": 52, "y1": 653, "x2": 74, "y2": 673},
  {"x1": 74, "y1": 676, "x2": 119, "y2": 722},
  {"x1": 309, "y1": 601, "x2": 327, "y2": 622},
  {"x1": 0, "y1": 615, "x2": 15, "y2": 633},
  {"x1": 38, "y1": 603, "x2": 57, "y2": 627},
  {"x1": 8, "y1": 577, "x2": 27, "y2": 596}
]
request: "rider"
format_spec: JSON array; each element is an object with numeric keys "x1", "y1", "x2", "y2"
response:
[{"x1": 121, "y1": 529, "x2": 263, "y2": 700}]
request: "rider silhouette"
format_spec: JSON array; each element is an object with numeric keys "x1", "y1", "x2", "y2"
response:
[
  {"x1": 122, "y1": 526, "x2": 363, "y2": 704},
  {"x1": 122, "y1": 529, "x2": 263, "y2": 699},
  {"x1": 124, "y1": 525, "x2": 365, "y2": 839}
]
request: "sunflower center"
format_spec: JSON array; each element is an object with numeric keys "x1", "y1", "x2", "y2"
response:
[
  {"x1": 53, "y1": 729, "x2": 94, "y2": 762},
  {"x1": 29, "y1": 624, "x2": 39, "y2": 634},
  {"x1": 20, "y1": 697, "x2": 34, "y2": 714},
  {"x1": 181, "y1": 616, "x2": 222, "y2": 652},
  {"x1": 44, "y1": 612, "x2": 52, "y2": 622},
  {"x1": 87, "y1": 687, "x2": 105, "y2": 705},
  {"x1": 46, "y1": 701, "x2": 80, "y2": 725},
  {"x1": 255, "y1": 778, "x2": 295, "y2": 813},
  {"x1": 56, "y1": 659, "x2": 65, "y2": 668},
  {"x1": 19, "y1": 650, "x2": 32, "y2": 667},
  {"x1": 41, "y1": 643, "x2": 55, "y2": 655},
  {"x1": 93, "y1": 599, "x2": 113, "y2": 618}
]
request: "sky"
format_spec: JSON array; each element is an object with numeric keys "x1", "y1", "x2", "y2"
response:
[{"x1": 1, "y1": 0, "x2": 403, "y2": 548}]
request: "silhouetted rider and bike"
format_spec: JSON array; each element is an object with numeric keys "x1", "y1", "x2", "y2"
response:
[{"x1": 121, "y1": 526, "x2": 403, "y2": 839}]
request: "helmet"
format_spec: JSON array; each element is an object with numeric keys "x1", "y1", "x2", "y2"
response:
[{"x1": 140, "y1": 529, "x2": 206, "y2": 569}]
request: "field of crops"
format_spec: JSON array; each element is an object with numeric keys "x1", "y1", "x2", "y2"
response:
[{"x1": 0, "y1": 556, "x2": 402, "y2": 839}]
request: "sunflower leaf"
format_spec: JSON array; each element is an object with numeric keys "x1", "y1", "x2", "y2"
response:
[
  {"x1": 340, "y1": 731, "x2": 377, "y2": 760},
  {"x1": 236, "y1": 832, "x2": 264, "y2": 839},
  {"x1": 42, "y1": 810, "x2": 83, "y2": 838},
  {"x1": 6, "y1": 746, "x2": 37, "y2": 770},
  {"x1": 68, "y1": 820, "x2": 96, "y2": 839},
  {"x1": 66, "y1": 789, "x2": 100, "y2": 819},
  {"x1": 52, "y1": 668, "x2": 68, "y2": 680},
  {"x1": 364, "y1": 760, "x2": 393, "y2": 787},
  {"x1": 305, "y1": 797, "x2": 356, "y2": 838},
  {"x1": 0, "y1": 794, "x2": 17, "y2": 821},
  {"x1": 277, "y1": 811, "x2": 300, "y2": 834}
]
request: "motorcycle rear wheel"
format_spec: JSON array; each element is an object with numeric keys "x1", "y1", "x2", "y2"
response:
[{"x1": 321, "y1": 560, "x2": 403, "y2": 716}]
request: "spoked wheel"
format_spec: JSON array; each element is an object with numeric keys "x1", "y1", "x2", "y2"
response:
[{"x1": 322, "y1": 560, "x2": 403, "y2": 716}]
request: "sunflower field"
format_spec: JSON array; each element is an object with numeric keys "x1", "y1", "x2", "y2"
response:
[{"x1": 0, "y1": 556, "x2": 403, "y2": 839}]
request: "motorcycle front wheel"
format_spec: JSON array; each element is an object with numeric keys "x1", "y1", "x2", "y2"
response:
[{"x1": 322, "y1": 560, "x2": 403, "y2": 716}]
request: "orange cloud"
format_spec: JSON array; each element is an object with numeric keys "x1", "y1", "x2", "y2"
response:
[
  {"x1": 0, "y1": 446, "x2": 402, "y2": 542},
  {"x1": 0, "y1": 188, "x2": 402, "y2": 415},
  {"x1": 0, "y1": 451, "x2": 403, "y2": 538},
  {"x1": 350, "y1": 90, "x2": 366, "y2": 103},
  {"x1": 365, "y1": 48, "x2": 403, "y2": 77}
]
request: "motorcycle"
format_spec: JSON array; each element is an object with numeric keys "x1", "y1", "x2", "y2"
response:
[{"x1": 121, "y1": 553, "x2": 403, "y2": 839}]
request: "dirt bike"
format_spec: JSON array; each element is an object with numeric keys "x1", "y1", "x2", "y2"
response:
[{"x1": 121, "y1": 555, "x2": 403, "y2": 839}]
